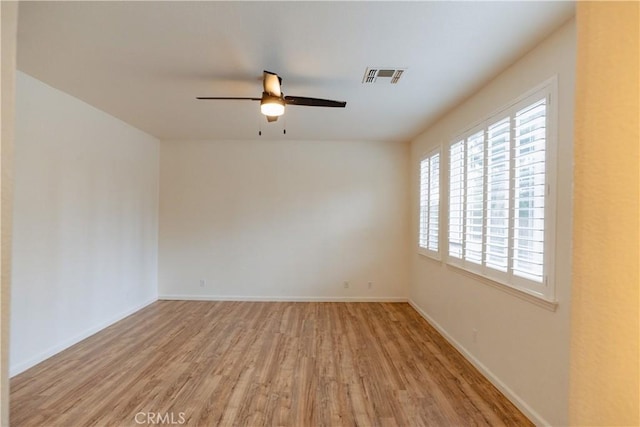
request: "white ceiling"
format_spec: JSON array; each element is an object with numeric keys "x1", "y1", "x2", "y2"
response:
[{"x1": 17, "y1": 1, "x2": 574, "y2": 142}]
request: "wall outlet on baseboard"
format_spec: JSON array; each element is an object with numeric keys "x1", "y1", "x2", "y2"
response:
[
  {"x1": 472, "y1": 328, "x2": 478, "y2": 343},
  {"x1": 343, "y1": 281, "x2": 349, "y2": 289},
  {"x1": 199, "y1": 279, "x2": 206, "y2": 287},
  {"x1": 368, "y1": 281, "x2": 373, "y2": 289}
]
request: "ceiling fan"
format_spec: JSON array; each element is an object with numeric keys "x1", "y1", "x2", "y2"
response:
[{"x1": 197, "y1": 70, "x2": 347, "y2": 122}]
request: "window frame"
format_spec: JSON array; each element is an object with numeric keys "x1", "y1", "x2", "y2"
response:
[
  {"x1": 418, "y1": 147, "x2": 442, "y2": 260},
  {"x1": 445, "y1": 78, "x2": 558, "y2": 303}
]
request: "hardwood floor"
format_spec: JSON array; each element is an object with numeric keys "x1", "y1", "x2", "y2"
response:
[{"x1": 10, "y1": 301, "x2": 532, "y2": 426}]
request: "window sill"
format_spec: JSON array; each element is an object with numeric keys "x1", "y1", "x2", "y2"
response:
[
  {"x1": 446, "y1": 263, "x2": 559, "y2": 312},
  {"x1": 418, "y1": 250, "x2": 441, "y2": 262}
]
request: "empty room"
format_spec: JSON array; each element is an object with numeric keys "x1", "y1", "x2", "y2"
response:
[{"x1": 1, "y1": 1, "x2": 638, "y2": 426}]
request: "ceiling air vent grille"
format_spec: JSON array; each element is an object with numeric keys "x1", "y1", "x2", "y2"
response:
[
  {"x1": 391, "y1": 70, "x2": 404, "y2": 84},
  {"x1": 365, "y1": 69, "x2": 377, "y2": 83},
  {"x1": 362, "y1": 67, "x2": 407, "y2": 84}
]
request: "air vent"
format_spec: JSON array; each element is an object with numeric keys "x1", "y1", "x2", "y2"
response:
[{"x1": 362, "y1": 67, "x2": 407, "y2": 84}]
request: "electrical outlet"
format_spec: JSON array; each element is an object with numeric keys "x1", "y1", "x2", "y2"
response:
[
  {"x1": 343, "y1": 281, "x2": 349, "y2": 289},
  {"x1": 472, "y1": 328, "x2": 478, "y2": 343},
  {"x1": 368, "y1": 282, "x2": 373, "y2": 289},
  {"x1": 199, "y1": 279, "x2": 206, "y2": 287}
]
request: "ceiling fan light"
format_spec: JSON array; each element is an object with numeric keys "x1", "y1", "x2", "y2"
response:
[{"x1": 260, "y1": 95, "x2": 285, "y2": 116}]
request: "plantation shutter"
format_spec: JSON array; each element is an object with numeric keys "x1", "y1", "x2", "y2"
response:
[
  {"x1": 444, "y1": 83, "x2": 555, "y2": 300},
  {"x1": 512, "y1": 99, "x2": 547, "y2": 282},
  {"x1": 428, "y1": 154, "x2": 440, "y2": 252},
  {"x1": 485, "y1": 118, "x2": 511, "y2": 272},
  {"x1": 419, "y1": 151, "x2": 440, "y2": 255},
  {"x1": 449, "y1": 141, "x2": 465, "y2": 259},
  {"x1": 419, "y1": 158, "x2": 429, "y2": 249},
  {"x1": 464, "y1": 131, "x2": 485, "y2": 264}
]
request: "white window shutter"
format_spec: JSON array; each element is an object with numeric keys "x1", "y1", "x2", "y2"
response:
[
  {"x1": 419, "y1": 150, "x2": 440, "y2": 257},
  {"x1": 419, "y1": 158, "x2": 430, "y2": 250},
  {"x1": 512, "y1": 98, "x2": 547, "y2": 282},
  {"x1": 464, "y1": 131, "x2": 485, "y2": 265},
  {"x1": 428, "y1": 154, "x2": 440, "y2": 252},
  {"x1": 445, "y1": 82, "x2": 554, "y2": 301},
  {"x1": 485, "y1": 118, "x2": 511, "y2": 272},
  {"x1": 448, "y1": 141, "x2": 465, "y2": 259}
]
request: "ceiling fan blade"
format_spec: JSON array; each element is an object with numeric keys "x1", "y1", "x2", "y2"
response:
[
  {"x1": 284, "y1": 96, "x2": 346, "y2": 108},
  {"x1": 263, "y1": 71, "x2": 281, "y2": 97},
  {"x1": 196, "y1": 97, "x2": 261, "y2": 101},
  {"x1": 266, "y1": 115, "x2": 279, "y2": 123}
]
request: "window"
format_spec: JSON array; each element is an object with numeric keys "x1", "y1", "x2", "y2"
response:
[
  {"x1": 419, "y1": 149, "x2": 440, "y2": 258},
  {"x1": 447, "y1": 82, "x2": 556, "y2": 301}
]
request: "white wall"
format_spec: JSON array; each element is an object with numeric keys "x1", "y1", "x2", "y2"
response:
[
  {"x1": 1, "y1": 2, "x2": 18, "y2": 422},
  {"x1": 409, "y1": 19, "x2": 575, "y2": 426},
  {"x1": 159, "y1": 139, "x2": 409, "y2": 301},
  {"x1": 10, "y1": 72, "x2": 159, "y2": 375}
]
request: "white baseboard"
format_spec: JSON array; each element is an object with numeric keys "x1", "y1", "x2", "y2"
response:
[
  {"x1": 407, "y1": 299, "x2": 548, "y2": 427},
  {"x1": 159, "y1": 294, "x2": 408, "y2": 303},
  {"x1": 10, "y1": 297, "x2": 157, "y2": 377}
]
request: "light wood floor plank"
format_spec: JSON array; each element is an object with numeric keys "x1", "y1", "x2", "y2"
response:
[{"x1": 10, "y1": 301, "x2": 532, "y2": 426}]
